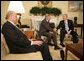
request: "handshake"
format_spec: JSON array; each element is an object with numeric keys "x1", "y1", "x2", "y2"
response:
[
  {"x1": 49, "y1": 27, "x2": 72, "y2": 35},
  {"x1": 49, "y1": 27, "x2": 57, "y2": 34}
]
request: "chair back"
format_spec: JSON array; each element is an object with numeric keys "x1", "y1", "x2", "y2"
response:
[{"x1": 1, "y1": 33, "x2": 10, "y2": 58}]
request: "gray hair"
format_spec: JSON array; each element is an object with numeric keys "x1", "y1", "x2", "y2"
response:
[
  {"x1": 63, "y1": 14, "x2": 68, "y2": 17},
  {"x1": 5, "y1": 11, "x2": 15, "y2": 19},
  {"x1": 45, "y1": 14, "x2": 51, "y2": 17}
]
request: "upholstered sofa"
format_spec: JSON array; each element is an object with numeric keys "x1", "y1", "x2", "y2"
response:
[{"x1": 1, "y1": 33, "x2": 43, "y2": 60}]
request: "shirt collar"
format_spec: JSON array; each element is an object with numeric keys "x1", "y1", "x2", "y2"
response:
[
  {"x1": 64, "y1": 20, "x2": 68, "y2": 22},
  {"x1": 65, "y1": 19, "x2": 67, "y2": 21},
  {"x1": 8, "y1": 20, "x2": 20, "y2": 29},
  {"x1": 46, "y1": 20, "x2": 49, "y2": 23},
  {"x1": 8, "y1": 20, "x2": 15, "y2": 26}
]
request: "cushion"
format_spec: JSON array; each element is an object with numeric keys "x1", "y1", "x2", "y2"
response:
[
  {"x1": 1, "y1": 33, "x2": 10, "y2": 57},
  {"x1": 1, "y1": 52, "x2": 43, "y2": 60},
  {"x1": 64, "y1": 34, "x2": 72, "y2": 41}
]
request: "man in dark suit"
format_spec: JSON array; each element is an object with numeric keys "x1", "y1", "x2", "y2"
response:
[
  {"x1": 39, "y1": 14, "x2": 61, "y2": 50},
  {"x1": 57, "y1": 14, "x2": 78, "y2": 47},
  {"x1": 2, "y1": 11, "x2": 52, "y2": 60}
]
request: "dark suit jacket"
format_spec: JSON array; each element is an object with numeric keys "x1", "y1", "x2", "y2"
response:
[
  {"x1": 56, "y1": 19, "x2": 74, "y2": 31},
  {"x1": 39, "y1": 19, "x2": 52, "y2": 35},
  {"x1": 2, "y1": 21, "x2": 34, "y2": 53}
]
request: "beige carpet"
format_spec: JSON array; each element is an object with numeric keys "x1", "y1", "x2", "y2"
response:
[{"x1": 48, "y1": 35, "x2": 83, "y2": 60}]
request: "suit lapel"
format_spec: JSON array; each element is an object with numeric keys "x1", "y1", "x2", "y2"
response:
[
  {"x1": 67, "y1": 20, "x2": 70, "y2": 27},
  {"x1": 7, "y1": 21, "x2": 22, "y2": 34},
  {"x1": 63, "y1": 20, "x2": 65, "y2": 27}
]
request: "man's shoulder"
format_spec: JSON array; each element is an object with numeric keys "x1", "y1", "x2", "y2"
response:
[
  {"x1": 67, "y1": 19, "x2": 73, "y2": 22},
  {"x1": 3, "y1": 21, "x2": 8, "y2": 27},
  {"x1": 2, "y1": 21, "x2": 10, "y2": 33},
  {"x1": 3, "y1": 21, "x2": 10, "y2": 26},
  {"x1": 42, "y1": 19, "x2": 47, "y2": 23},
  {"x1": 67, "y1": 19, "x2": 72, "y2": 21},
  {"x1": 2, "y1": 21, "x2": 13, "y2": 29},
  {"x1": 60, "y1": 20, "x2": 64, "y2": 23}
]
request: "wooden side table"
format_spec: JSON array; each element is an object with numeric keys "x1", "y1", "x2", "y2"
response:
[
  {"x1": 74, "y1": 24, "x2": 83, "y2": 38},
  {"x1": 23, "y1": 31, "x2": 34, "y2": 39},
  {"x1": 65, "y1": 43, "x2": 83, "y2": 60}
]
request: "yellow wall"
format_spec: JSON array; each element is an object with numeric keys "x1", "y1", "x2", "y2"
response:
[
  {"x1": 52, "y1": 1, "x2": 83, "y2": 23},
  {"x1": 1, "y1": 1, "x2": 83, "y2": 35},
  {"x1": 22, "y1": 1, "x2": 83, "y2": 25},
  {"x1": 1, "y1": 1, "x2": 10, "y2": 25},
  {"x1": 1, "y1": 1, "x2": 83, "y2": 24}
]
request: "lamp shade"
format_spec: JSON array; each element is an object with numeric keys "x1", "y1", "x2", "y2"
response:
[{"x1": 8, "y1": 1, "x2": 25, "y2": 13}]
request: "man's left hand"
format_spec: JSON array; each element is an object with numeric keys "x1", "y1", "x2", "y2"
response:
[
  {"x1": 53, "y1": 28, "x2": 56, "y2": 32},
  {"x1": 67, "y1": 30, "x2": 71, "y2": 34}
]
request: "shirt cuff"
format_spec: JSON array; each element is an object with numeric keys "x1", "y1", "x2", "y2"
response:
[{"x1": 31, "y1": 41, "x2": 33, "y2": 45}]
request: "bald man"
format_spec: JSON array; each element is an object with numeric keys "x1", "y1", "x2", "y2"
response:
[
  {"x1": 57, "y1": 14, "x2": 78, "y2": 47},
  {"x1": 2, "y1": 11, "x2": 52, "y2": 60}
]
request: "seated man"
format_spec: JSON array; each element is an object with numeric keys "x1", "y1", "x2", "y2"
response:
[
  {"x1": 2, "y1": 11, "x2": 52, "y2": 60},
  {"x1": 39, "y1": 14, "x2": 60, "y2": 50},
  {"x1": 56, "y1": 14, "x2": 78, "y2": 47}
]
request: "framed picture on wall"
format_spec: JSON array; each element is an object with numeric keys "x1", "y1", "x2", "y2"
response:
[
  {"x1": 38, "y1": 1, "x2": 52, "y2": 8},
  {"x1": 68, "y1": 1, "x2": 83, "y2": 12}
]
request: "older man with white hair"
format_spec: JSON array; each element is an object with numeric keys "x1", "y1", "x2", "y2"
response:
[{"x1": 2, "y1": 11, "x2": 52, "y2": 60}]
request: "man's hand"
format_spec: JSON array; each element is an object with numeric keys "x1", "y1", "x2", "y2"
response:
[
  {"x1": 32, "y1": 41, "x2": 43, "y2": 46},
  {"x1": 53, "y1": 27, "x2": 56, "y2": 32},
  {"x1": 65, "y1": 34, "x2": 68, "y2": 38},
  {"x1": 49, "y1": 31, "x2": 53, "y2": 34},
  {"x1": 67, "y1": 30, "x2": 71, "y2": 34}
]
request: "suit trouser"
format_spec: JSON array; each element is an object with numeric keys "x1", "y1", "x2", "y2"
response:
[
  {"x1": 42, "y1": 32, "x2": 57, "y2": 46},
  {"x1": 35, "y1": 42, "x2": 52, "y2": 60},
  {"x1": 10, "y1": 40, "x2": 52, "y2": 60},
  {"x1": 24, "y1": 42, "x2": 52, "y2": 60},
  {"x1": 60, "y1": 30, "x2": 78, "y2": 44}
]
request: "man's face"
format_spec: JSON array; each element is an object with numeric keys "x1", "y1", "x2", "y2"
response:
[
  {"x1": 63, "y1": 15, "x2": 67, "y2": 20},
  {"x1": 46, "y1": 15, "x2": 51, "y2": 22},
  {"x1": 12, "y1": 13, "x2": 18, "y2": 24}
]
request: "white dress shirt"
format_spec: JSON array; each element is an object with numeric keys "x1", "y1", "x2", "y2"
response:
[{"x1": 64, "y1": 20, "x2": 69, "y2": 32}]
